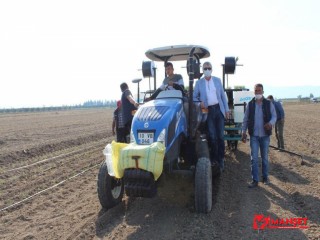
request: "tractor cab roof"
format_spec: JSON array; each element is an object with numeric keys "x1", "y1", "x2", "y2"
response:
[{"x1": 145, "y1": 45, "x2": 210, "y2": 62}]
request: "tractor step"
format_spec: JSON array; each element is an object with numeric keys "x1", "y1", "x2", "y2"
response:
[{"x1": 124, "y1": 169, "x2": 157, "y2": 198}]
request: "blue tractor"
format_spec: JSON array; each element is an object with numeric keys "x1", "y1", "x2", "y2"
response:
[{"x1": 97, "y1": 45, "x2": 217, "y2": 213}]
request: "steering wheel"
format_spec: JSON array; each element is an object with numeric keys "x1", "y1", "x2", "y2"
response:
[{"x1": 170, "y1": 83, "x2": 186, "y2": 97}]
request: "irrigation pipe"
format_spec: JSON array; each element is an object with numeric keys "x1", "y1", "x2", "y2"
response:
[
  {"x1": 0, "y1": 163, "x2": 101, "y2": 213},
  {"x1": 4, "y1": 141, "x2": 104, "y2": 173}
]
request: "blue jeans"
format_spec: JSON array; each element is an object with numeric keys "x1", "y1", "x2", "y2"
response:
[
  {"x1": 249, "y1": 136, "x2": 270, "y2": 182},
  {"x1": 207, "y1": 105, "x2": 225, "y2": 170}
]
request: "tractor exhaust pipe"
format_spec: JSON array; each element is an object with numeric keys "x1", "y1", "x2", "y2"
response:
[{"x1": 188, "y1": 47, "x2": 196, "y2": 139}]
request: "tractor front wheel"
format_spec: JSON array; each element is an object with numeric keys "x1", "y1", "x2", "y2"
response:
[
  {"x1": 195, "y1": 157, "x2": 212, "y2": 213},
  {"x1": 97, "y1": 162, "x2": 124, "y2": 209}
]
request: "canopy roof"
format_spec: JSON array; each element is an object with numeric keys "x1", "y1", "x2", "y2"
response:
[{"x1": 145, "y1": 45, "x2": 210, "y2": 62}]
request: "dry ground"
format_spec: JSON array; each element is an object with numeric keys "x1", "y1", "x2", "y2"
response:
[{"x1": 0, "y1": 104, "x2": 319, "y2": 240}]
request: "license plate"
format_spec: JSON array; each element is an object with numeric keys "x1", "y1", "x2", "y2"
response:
[{"x1": 138, "y1": 132, "x2": 154, "y2": 145}]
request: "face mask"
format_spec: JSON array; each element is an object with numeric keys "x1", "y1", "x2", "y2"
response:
[
  {"x1": 255, "y1": 94, "x2": 263, "y2": 100},
  {"x1": 203, "y1": 70, "x2": 212, "y2": 77}
]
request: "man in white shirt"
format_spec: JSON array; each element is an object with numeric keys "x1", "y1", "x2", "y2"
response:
[{"x1": 193, "y1": 62, "x2": 230, "y2": 173}]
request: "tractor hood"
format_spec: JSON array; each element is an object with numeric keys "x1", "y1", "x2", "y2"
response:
[{"x1": 131, "y1": 98, "x2": 187, "y2": 150}]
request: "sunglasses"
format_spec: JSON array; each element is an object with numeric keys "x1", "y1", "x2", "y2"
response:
[{"x1": 203, "y1": 67, "x2": 212, "y2": 71}]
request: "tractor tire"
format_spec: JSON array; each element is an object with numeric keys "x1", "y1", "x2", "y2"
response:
[
  {"x1": 97, "y1": 162, "x2": 124, "y2": 209},
  {"x1": 195, "y1": 157, "x2": 212, "y2": 213}
]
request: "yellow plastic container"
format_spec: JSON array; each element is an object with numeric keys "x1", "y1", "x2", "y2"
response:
[
  {"x1": 111, "y1": 141, "x2": 165, "y2": 180},
  {"x1": 110, "y1": 141, "x2": 129, "y2": 178}
]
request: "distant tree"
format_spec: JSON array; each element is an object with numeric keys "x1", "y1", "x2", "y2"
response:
[
  {"x1": 297, "y1": 95, "x2": 302, "y2": 100},
  {"x1": 81, "y1": 99, "x2": 116, "y2": 108},
  {"x1": 310, "y1": 93, "x2": 314, "y2": 98}
]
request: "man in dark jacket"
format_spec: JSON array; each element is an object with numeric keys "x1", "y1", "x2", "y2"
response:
[
  {"x1": 242, "y1": 84, "x2": 277, "y2": 188},
  {"x1": 112, "y1": 100, "x2": 126, "y2": 143},
  {"x1": 267, "y1": 95, "x2": 285, "y2": 150},
  {"x1": 120, "y1": 82, "x2": 139, "y2": 140}
]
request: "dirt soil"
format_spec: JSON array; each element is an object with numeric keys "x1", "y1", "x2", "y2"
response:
[{"x1": 0, "y1": 104, "x2": 319, "y2": 240}]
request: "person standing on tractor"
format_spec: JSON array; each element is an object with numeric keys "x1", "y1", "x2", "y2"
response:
[
  {"x1": 146, "y1": 62, "x2": 184, "y2": 100},
  {"x1": 242, "y1": 84, "x2": 277, "y2": 188},
  {"x1": 267, "y1": 95, "x2": 285, "y2": 151},
  {"x1": 193, "y1": 61, "x2": 230, "y2": 173},
  {"x1": 120, "y1": 82, "x2": 139, "y2": 141},
  {"x1": 112, "y1": 100, "x2": 126, "y2": 143}
]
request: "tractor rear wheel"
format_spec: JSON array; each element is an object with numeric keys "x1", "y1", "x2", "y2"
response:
[{"x1": 97, "y1": 162, "x2": 124, "y2": 209}]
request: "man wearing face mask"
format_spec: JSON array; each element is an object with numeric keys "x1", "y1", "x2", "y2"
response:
[
  {"x1": 193, "y1": 61, "x2": 230, "y2": 173},
  {"x1": 241, "y1": 83, "x2": 277, "y2": 188}
]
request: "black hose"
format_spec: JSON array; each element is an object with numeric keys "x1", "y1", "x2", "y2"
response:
[{"x1": 269, "y1": 145, "x2": 304, "y2": 165}]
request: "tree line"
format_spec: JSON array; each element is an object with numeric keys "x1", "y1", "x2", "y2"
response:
[{"x1": 0, "y1": 99, "x2": 117, "y2": 114}]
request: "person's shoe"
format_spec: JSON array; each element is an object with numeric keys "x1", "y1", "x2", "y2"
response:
[
  {"x1": 263, "y1": 178, "x2": 270, "y2": 185},
  {"x1": 211, "y1": 161, "x2": 218, "y2": 168},
  {"x1": 248, "y1": 180, "x2": 258, "y2": 188}
]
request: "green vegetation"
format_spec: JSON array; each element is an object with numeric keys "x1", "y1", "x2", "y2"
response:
[{"x1": 0, "y1": 99, "x2": 117, "y2": 114}]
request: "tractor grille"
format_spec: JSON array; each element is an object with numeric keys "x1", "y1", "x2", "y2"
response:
[{"x1": 136, "y1": 106, "x2": 169, "y2": 121}]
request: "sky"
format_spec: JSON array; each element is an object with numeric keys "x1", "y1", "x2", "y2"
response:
[{"x1": 1, "y1": 0, "x2": 320, "y2": 108}]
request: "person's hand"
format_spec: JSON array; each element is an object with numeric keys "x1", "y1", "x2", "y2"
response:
[
  {"x1": 226, "y1": 111, "x2": 231, "y2": 119},
  {"x1": 264, "y1": 123, "x2": 272, "y2": 131},
  {"x1": 134, "y1": 102, "x2": 139, "y2": 108},
  {"x1": 242, "y1": 133, "x2": 247, "y2": 143},
  {"x1": 281, "y1": 118, "x2": 285, "y2": 123},
  {"x1": 168, "y1": 80, "x2": 174, "y2": 86},
  {"x1": 200, "y1": 102, "x2": 205, "y2": 109}
]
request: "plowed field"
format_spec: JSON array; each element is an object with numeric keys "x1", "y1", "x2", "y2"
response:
[{"x1": 0, "y1": 104, "x2": 319, "y2": 239}]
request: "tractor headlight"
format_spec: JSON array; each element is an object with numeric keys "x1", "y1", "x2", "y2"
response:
[
  {"x1": 130, "y1": 129, "x2": 136, "y2": 143},
  {"x1": 157, "y1": 129, "x2": 166, "y2": 146}
]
